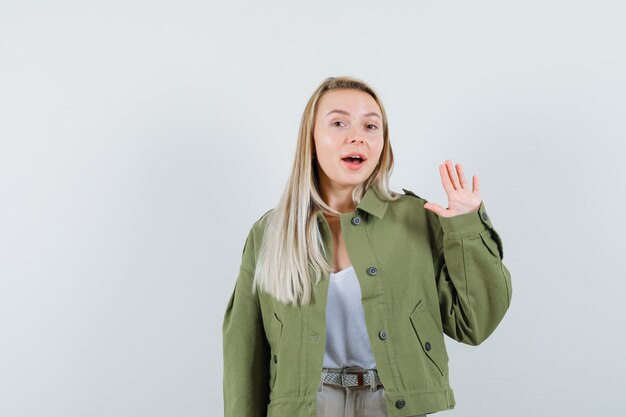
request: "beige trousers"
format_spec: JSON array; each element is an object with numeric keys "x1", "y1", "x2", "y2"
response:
[{"x1": 316, "y1": 380, "x2": 427, "y2": 417}]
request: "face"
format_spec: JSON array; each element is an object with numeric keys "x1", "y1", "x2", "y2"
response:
[{"x1": 313, "y1": 89, "x2": 384, "y2": 192}]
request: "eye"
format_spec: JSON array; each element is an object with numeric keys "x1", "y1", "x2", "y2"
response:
[
  {"x1": 332, "y1": 121, "x2": 345, "y2": 127},
  {"x1": 367, "y1": 124, "x2": 378, "y2": 130}
]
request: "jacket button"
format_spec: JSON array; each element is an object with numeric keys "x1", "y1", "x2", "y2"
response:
[
  {"x1": 378, "y1": 330, "x2": 388, "y2": 340},
  {"x1": 351, "y1": 216, "x2": 361, "y2": 225},
  {"x1": 395, "y1": 399, "x2": 406, "y2": 409},
  {"x1": 273, "y1": 354, "x2": 278, "y2": 363},
  {"x1": 366, "y1": 266, "x2": 378, "y2": 276},
  {"x1": 481, "y1": 210, "x2": 489, "y2": 221},
  {"x1": 425, "y1": 341, "x2": 432, "y2": 351}
]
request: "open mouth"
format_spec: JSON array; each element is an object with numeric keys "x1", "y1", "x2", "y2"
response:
[{"x1": 341, "y1": 155, "x2": 365, "y2": 168}]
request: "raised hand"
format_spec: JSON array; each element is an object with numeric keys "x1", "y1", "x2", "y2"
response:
[{"x1": 423, "y1": 159, "x2": 482, "y2": 218}]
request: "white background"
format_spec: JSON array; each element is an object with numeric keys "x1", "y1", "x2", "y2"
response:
[{"x1": 1, "y1": 1, "x2": 625, "y2": 416}]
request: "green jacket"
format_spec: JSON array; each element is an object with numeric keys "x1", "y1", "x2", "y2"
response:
[{"x1": 223, "y1": 186, "x2": 512, "y2": 417}]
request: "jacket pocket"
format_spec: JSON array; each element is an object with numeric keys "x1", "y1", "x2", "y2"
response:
[
  {"x1": 269, "y1": 312, "x2": 283, "y2": 390},
  {"x1": 479, "y1": 229, "x2": 501, "y2": 259},
  {"x1": 409, "y1": 299, "x2": 449, "y2": 377}
]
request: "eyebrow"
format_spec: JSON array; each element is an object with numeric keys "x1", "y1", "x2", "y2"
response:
[{"x1": 325, "y1": 109, "x2": 381, "y2": 120}]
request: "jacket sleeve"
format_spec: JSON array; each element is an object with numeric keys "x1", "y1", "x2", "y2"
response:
[
  {"x1": 222, "y1": 227, "x2": 270, "y2": 416},
  {"x1": 425, "y1": 200, "x2": 512, "y2": 346}
]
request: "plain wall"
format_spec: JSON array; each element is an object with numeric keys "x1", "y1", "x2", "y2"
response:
[{"x1": 1, "y1": 1, "x2": 625, "y2": 416}]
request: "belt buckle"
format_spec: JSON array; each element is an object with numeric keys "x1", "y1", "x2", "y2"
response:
[{"x1": 341, "y1": 368, "x2": 365, "y2": 387}]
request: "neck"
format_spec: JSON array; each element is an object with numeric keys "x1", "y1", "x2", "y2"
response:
[{"x1": 319, "y1": 181, "x2": 356, "y2": 214}]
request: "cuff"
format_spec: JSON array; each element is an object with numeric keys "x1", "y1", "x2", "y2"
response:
[{"x1": 438, "y1": 200, "x2": 494, "y2": 237}]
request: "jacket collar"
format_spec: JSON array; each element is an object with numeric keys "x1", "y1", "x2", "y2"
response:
[
  {"x1": 315, "y1": 186, "x2": 389, "y2": 220},
  {"x1": 355, "y1": 186, "x2": 389, "y2": 219}
]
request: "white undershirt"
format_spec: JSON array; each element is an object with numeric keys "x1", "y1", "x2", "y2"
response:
[{"x1": 323, "y1": 265, "x2": 377, "y2": 369}]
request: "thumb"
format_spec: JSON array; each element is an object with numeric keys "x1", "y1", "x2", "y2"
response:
[{"x1": 423, "y1": 202, "x2": 448, "y2": 217}]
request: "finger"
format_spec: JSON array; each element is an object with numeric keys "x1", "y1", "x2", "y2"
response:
[
  {"x1": 445, "y1": 159, "x2": 460, "y2": 190},
  {"x1": 439, "y1": 163, "x2": 455, "y2": 195},
  {"x1": 473, "y1": 175, "x2": 480, "y2": 195},
  {"x1": 456, "y1": 163, "x2": 468, "y2": 189}
]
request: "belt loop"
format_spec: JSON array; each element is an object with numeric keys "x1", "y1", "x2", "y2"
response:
[{"x1": 368, "y1": 369, "x2": 376, "y2": 391}]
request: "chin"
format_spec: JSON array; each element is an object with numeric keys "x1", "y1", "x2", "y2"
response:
[{"x1": 336, "y1": 175, "x2": 370, "y2": 188}]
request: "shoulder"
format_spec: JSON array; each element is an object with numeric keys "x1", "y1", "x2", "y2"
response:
[
  {"x1": 248, "y1": 208, "x2": 275, "y2": 242},
  {"x1": 254, "y1": 208, "x2": 274, "y2": 225},
  {"x1": 388, "y1": 188, "x2": 429, "y2": 213},
  {"x1": 399, "y1": 188, "x2": 428, "y2": 203},
  {"x1": 375, "y1": 188, "x2": 431, "y2": 227},
  {"x1": 239, "y1": 208, "x2": 274, "y2": 269}
]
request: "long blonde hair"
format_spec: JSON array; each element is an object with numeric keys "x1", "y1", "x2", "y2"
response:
[{"x1": 253, "y1": 76, "x2": 401, "y2": 305}]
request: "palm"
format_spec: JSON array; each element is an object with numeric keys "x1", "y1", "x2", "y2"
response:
[{"x1": 423, "y1": 159, "x2": 482, "y2": 218}]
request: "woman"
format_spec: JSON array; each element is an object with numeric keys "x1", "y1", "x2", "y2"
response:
[{"x1": 223, "y1": 76, "x2": 512, "y2": 417}]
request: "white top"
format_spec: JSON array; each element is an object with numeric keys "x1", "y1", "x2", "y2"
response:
[{"x1": 323, "y1": 265, "x2": 377, "y2": 369}]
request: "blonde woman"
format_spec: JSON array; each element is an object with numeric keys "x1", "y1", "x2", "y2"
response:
[{"x1": 222, "y1": 76, "x2": 512, "y2": 417}]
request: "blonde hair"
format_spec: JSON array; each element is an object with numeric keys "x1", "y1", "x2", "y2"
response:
[{"x1": 253, "y1": 76, "x2": 401, "y2": 305}]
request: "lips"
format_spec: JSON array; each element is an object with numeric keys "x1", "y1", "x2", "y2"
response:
[
  {"x1": 340, "y1": 152, "x2": 367, "y2": 162},
  {"x1": 341, "y1": 153, "x2": 367, "y2": 170}
]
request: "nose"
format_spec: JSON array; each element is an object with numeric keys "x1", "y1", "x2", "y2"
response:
[{"x1": 347, "y1": 126, "x2": 365, "y2": 144}]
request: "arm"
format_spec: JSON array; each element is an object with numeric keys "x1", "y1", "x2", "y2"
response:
[
  {"x1": 222, "y1": 228, "x2": 270, "y2": 416},
  {"x1": 426, "y1": 200, "x2": 512, "y2": 345}
]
